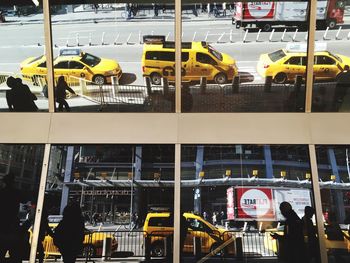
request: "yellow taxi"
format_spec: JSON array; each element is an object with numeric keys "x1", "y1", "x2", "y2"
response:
[
  {"x1": 142, "y1": 35, "x2": 238, "y2": 85},
  {"x1": 20, "y1": 49, "x2": 122, "y2": 85},
  {"x1": 257, "y1": 43, "x2": 350, "y2": 84},
  {"x1": 143, "y1": 212, "x2": 236, "y2": 257},
  {"x1": 263, "y1": 225, "x2": 350, "y2": 257},
  {"x1": 32, "y1": 216, "x2": 118, "y2": 259}
]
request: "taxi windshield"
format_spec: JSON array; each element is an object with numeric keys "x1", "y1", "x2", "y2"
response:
[
  {"x1": 329, "y1": 52, "x2": 342, "y2": 63},
  {"x1": 208, "y1": 45, "x2": 223, "y2": 61},
  {"x1": 268, "y1": 49, "x2": 286, "y2": 62},
  {"x1": 80, "y1": 53, "x2": 101, "y2": 67}
]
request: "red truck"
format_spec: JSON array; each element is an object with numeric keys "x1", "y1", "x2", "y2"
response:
[{"x1": 233, "y1": 0, "x2": 345, "y2": 31}]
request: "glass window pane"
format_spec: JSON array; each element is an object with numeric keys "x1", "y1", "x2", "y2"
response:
[
  {"x1": 181, "y1": 144, "x2": 323, "y2": 261},
  {"x1": 38, "y1": 144, "x2": 174, "y2": 261},
  {"x1": 0, "y1": 144, "x2": 45, "y2": 261},
  {"x1": 181, "y1": 1, "x2": 311, "y2": 112},
  {"x1": 315, "y1": 145, "x2": 350, "y2": 261},
  {"x1": 0, "y1": 3, "x2": 47, "y2": 112},
  {"x1": 49, "y1": 1, "x2": 174, "y2": 112}
]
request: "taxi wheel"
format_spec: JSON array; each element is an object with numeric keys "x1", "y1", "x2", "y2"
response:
[
  {"x1": 150, "y1": 73, "x2": 162, "y2": 85},
  {"x1": 93, "y1": 75, "x2": 106, "y2": 85},
  {"x1": 274, "y1": 73, "x2": 287, "y2": 84},
  {"x1": 214, "y1": 73, "x2": 227, "y2": 85},
  {"x1": 151, "y1": 241, "x2": 165, "y2": 257}
]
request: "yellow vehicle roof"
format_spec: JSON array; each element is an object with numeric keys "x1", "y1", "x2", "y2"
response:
[{"x1": 144, "y1": 41, "x2": 206, "y2": 52}]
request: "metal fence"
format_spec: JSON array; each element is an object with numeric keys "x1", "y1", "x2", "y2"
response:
[{"x1": 42, "y1": 229, "x2": 277, "y2": 260}]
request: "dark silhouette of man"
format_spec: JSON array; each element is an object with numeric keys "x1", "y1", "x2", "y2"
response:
[
  {"x1": 16, "y1": 78, "x2": 38, "y2": 112},
  {"x1": 6, "y1": 77, "x2": 38, "y2": 112},
  {"x1": 0, "y1": 173, "x2": 23, "y2": 263},
  {"x1": 302, "y1": 206, "x2": 320, "y2": 263},
  {"x1": 6, "y1": 76, "x2": 19, "y2": 111},
  {"x1": 55, "y1": 76, "x2": 76, "y2": 112},
  {"x1": 272, "y1": 201, "x2": 306, "y2": 263}
]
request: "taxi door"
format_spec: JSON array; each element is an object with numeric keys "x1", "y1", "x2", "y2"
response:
[
  {"x1": 283, "y1": 56, "x2": 305, "y2": 80},
  {"x1": 184, "y1": 218, "x2": 216, "y2": 254},
  {"x1": 314, "y1": 55, "x2": 339, "y2": 80},
  {"x1": 193, "y1": 52, "x2": 217, "y2": 81},
  {"x1": 53, "y1": 61, "x2": 70, "y2": 79},
  {"x1": 68, "y1": 61, "x2": 90, "y2": 81}
]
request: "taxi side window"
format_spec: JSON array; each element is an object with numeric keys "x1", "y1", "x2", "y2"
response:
[
  {"x1": 148, "y1": 217, "x2": 172, "y2": 227},
  {"x1": 315, "y1": 56, "x2": 336, "y2": 65},
  {"x1": 69, "y1": 61, "x2": 85, "y2": 69},
  {"x1": 285, "y1": 56, "x2": 302, "y2": 65},
  {"x1": 301, "y1": 56, "x2": 307, "y2": 66},
  {"x1": 54, "y1": 61, "x2": 69, "y2": 69},
  {"x1": 38, "y1": 62, "x2": 47, "y2": 68},
  {"x1": 146, "y1": 51, "x2": 174, "y2": 61},
  {"x1": 196, "y1": 53, "x2": 217, "y2": 65}
]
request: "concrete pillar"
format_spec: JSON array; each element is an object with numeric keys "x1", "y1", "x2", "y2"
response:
[
  {"x1": 194, "y1": 146, "x2": 204, "y2": 214},
  {"x1": 264, "y1": 145, "x2": 273, "y2": 178},
  {"x1": 60, "y1": 146, "x2": 75, "y2": 214}
]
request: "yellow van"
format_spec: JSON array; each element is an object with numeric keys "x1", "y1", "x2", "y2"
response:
[
  {"x1": 142, "y1": 37, "x2": 238, "y2": 85},
  {"x1": 143, "y1": 212, "x2": 236, "y2": 257}
]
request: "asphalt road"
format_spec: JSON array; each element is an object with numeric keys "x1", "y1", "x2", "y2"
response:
[{"x1": 1, "y1": 19, "x2": 350, "y2": 87}]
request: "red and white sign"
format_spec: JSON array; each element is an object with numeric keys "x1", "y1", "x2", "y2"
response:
[
  {"x1": 236, "y1": 187, "x2": 275, "y2": 220},
  {"x1": 245, "y1": 2, "x2": 275, "y2": 19},
  {"x1": 227, "y1": 187, "x2": 235, "y2": 220}
]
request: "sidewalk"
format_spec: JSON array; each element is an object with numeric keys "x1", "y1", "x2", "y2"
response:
[{"x1": 1, "y1": 6, "x2": 232, "y2": 26}]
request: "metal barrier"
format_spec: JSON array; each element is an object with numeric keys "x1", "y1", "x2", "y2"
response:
[{"x1": 41, "y1": 229, "x2": 278, "y2": 261}]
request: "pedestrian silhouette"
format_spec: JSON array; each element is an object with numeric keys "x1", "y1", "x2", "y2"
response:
[
  {"x1": 0, "y1": 173, "x2": 24, "y2": 262},
  {"x1": 16, "y1": 78, "x2": 38, "y2": 112},
  {"x1": 53, "y1": 203, "x2": 85, "y2": 263},
  {"x1": 302, "y1": 206, "x2": 320, "y2": 263},
  {"x1": 271, "y1": 201, "x2": 306, "y2": 263},
  {"x1": 6, "y1": 77, "x2": 38, "y2": 112},
  {"x1": 55, "y1": 76, "x2": 76, "y2": 112},
  {"x1": 6, "y1": 76, "x2": 19, "y2": 111}
]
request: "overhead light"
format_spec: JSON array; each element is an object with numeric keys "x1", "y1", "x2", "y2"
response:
[
  {"x1": 280, "y1": 171, "x2": 286, "y2": 178},
  {"x1": 305, "y1": 173, "x2": 311, "y2": 180},
  {"x1": 331, "y1": 174, "x2": 336, "y2": 182}
]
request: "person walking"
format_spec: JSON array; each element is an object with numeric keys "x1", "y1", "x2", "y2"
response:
[
  {"x1": 55, "y1": 76, "x2": 76, "y2": 112},
  {"x1": 302, "y1": 206, "x2": 320, "y2": 263},
  {"x1": 271, "y1": 202, "x2": 306, "y2": 263},
  {"x1": 53, "y1": 203, "x2": 85, "y2": 263}
]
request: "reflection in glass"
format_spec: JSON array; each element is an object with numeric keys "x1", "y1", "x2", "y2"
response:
[
  {"x1": 39, "y1": 144, "x2": 174, "y2": 260},
  {"x1": 181, "y1": 144, "x2": 324, "y2": 261},
  {"x1": 0, "y1": 144, "x2": 44, "y2": 261},
  {"x1": 316, "y1": 145, "x2": 350, "y2": 262}
]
